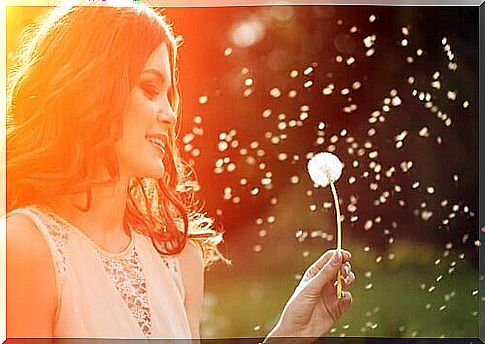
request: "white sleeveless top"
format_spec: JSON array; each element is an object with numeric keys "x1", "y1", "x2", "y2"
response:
[{"x1": 8, "y1": 205, "x2": 193, "y2": 339}]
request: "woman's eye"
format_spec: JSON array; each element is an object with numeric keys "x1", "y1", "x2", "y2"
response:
[{"x1": 143, "y1": 84, "x2": 161, "y2": 99}]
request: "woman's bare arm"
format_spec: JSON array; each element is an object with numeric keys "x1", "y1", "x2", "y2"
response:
[
  {"x1": 6, "y1": 213, "x2": 57, "y2": 338},
  {"x1": 178, "y1": 240, "x2": 205, "y2": 339}
]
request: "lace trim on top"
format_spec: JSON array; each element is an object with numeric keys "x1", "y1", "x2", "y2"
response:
[
  {"x1": 39, "y1": 206, "x2": 135, "y2": 258},
  {"x1": 28, "y1": 206, "x2": 69, "y2": 281},
  {"x1": 35, "y1": 207, "x2": 153, "y2": 338},
  {"x1": 97, "y1": 248, "x2": 152, "y2": 338}
]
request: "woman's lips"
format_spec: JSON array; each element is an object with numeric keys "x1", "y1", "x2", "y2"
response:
[
  {"x1": 146, "y1": 135, "x2": 166, "y2": 155},
  {"x1": 149, "y1": 141, "x2": 165, "y2": 155}
]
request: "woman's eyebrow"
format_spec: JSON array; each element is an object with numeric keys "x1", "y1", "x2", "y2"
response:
[{"x1": 142, "y1": 68, "x2": 170, "y2": 85}]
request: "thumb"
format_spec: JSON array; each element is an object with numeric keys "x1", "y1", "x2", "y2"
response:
[{"x1": 306, "y1": 250, "x2": 342, "y2": 293}]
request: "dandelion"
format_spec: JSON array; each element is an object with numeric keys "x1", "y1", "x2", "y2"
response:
[
  {"x1": 307, "y1": 152, "x2": 344, "y2": 298},
  {"x1": 308, "y1": 152, "x2": 343, "y2": 188}
]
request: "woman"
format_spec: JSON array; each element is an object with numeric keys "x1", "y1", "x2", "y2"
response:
[{"x1": 6, "y1": 0, "x2": 355, "y2": 340}]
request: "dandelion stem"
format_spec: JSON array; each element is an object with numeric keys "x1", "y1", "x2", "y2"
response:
[{"x1": 330, "y1": 180, "x2": 342, "y2": 299}]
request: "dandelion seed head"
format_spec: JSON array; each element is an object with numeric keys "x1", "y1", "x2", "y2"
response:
[{"x1": 307, "y1": 152, "x2": 344, "y2": 187}]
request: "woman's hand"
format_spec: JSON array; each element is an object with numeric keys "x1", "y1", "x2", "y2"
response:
[{"x1": 263, "y1": 249, "x2": 355, "y2": 343}]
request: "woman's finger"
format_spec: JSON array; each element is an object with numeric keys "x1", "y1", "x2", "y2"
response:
[
  {"x1": 341, "y1": 262, "x2": 351, "y2": 277},
  {"x1": 305, "y1": 251, "x2": 343, "y2": 293},
  {"x1": 337, "y1": 291, "x2": 353, "y2": 317},
  {"x1": 306, "y1": 249, "x2": 352, "y2": 279},
  {"x1": 342, "y1": 251, "x2": 352, "y2": 263},
  {"x1": 343, "y1": 271, "x2": 355, "y2": 289}
]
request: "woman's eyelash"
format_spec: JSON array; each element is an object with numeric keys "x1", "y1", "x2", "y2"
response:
[{"x1": 143, "y1": 84, "x2": 161, "y2": 98}]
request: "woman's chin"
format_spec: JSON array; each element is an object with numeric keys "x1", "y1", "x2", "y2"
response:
[{"x1": 134, "y1": 161, "x2": 165, "y2": 179}]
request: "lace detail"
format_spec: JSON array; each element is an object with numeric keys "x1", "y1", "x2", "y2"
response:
[
  {"x1": 28, "y1": 206, "x2": 69, "y2": 280},
  {"x1": 97, "y1": 248, "x2": 152, "y2": 338},
  {"x1": 160, "y1": 256, "x2": 178, "y2": 274}
]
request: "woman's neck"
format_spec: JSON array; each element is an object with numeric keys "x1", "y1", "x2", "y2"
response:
[{"x1": 43, "y1": 176, "x2": 131, "y2": 253}]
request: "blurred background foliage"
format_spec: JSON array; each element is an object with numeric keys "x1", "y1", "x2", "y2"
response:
[{"x1": 7, "y1": 4, "x2": 479, "y2": 339}]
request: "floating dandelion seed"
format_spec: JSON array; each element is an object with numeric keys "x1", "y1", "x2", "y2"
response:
[
  {"x1": 269, "y1": 88, "x2": 282, "y2": 98},
  {"x1": 223, "y1": 47, "x2": 232, "y2": 56},
  {"x1": 303, "y1": 66, "x2": 313, "y2": 75},
  {"x1": 363, "y1": 35, "x2": 376, "y2": 48},
  {"x1": 307, "y1": 152, "x2": 344, "y2": 298},
  {"x1": 346, "y1": 57, "x2": 356, "y2": 65},
  {"x1": 447, "y1": 90, "x2": 457, "y2": 100},
  {"x1": 304, "y1": 80, "x2": 313, "y2": 88}
]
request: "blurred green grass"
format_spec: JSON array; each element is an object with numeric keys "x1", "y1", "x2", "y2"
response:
[{"x1": 200, "y1": 239, "x2": 479, "y2": 338}]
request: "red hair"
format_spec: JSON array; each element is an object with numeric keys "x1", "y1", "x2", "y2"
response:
[{"x1": 7, "y1": 1, "x2": 230, "y2": 267}]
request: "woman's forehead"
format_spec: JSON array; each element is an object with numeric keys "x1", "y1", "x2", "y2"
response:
[{"x1": 142, "y1": 42, "x2": 171, "y2": 80}]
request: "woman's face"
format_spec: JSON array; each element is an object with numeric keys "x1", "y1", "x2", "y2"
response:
[{"x1": 114, "y1": 42, "x2": 177, "y2": 179}]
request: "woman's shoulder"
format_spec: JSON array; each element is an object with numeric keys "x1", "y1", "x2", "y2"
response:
[
  {"x1": 6, "y1": 209, "x2": 60, "y2": 280},
  {"x1": 6, "y1": 209, "x2": 52, "y2": 259},
  {"x1": 177, "y1": 239, "x2": 205, "y2": 281},
  {"x1": 6, "y1": 205, "x2": 69, "y2": 250},
  {"x1": 6, "y1": 206, "x2": 67, "y2": 281},
  {"x1": 179, "y1": 240, "x2": 204, "y2": 263},
  {"x1": 6, "y1": 210, "x2": 58, "y2": 337}
]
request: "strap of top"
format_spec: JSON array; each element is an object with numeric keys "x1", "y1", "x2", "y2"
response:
[
  {"x1": 160, "y1": 255, "x2": 185, "y2": 301},
  {"x1": 7, "y1": 206, "x2": 68, "y2": 320}
]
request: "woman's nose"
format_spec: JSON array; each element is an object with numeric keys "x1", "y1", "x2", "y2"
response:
[{"x1": 157, "y1": 110, "x2": 177, "y2": 128}]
